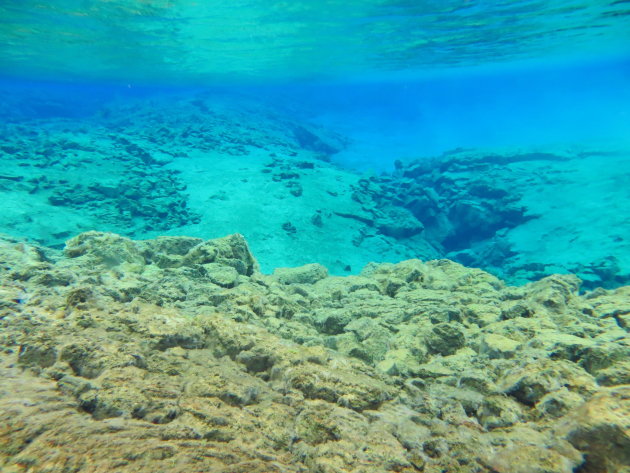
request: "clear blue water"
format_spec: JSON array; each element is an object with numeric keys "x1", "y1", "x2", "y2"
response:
[
  {"x1": 1, "y1": 1, "x2": 629, "y2": 288},
  {"x1": 3, "y1": 5, "x2": 630, "y2": 472}
]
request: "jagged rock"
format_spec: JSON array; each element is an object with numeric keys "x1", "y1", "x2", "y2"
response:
[
  {"x1": 0, "y1": 232, "x2": 628, "y2": 473},
  {"x1": 595, "y1": 360, "x2": 630, "y2": 386},
  {"x1": 17, "y1": 340, "x2": 58, "y2": 368},
  {"x1": 479, "y1": 333, "x2": 521, "y2": 359},
  {"x1": 273, "y1": 263, "x2": 328, "y2": 284},
  {"x1": 477, "y1": 395, "x2": 524, "y2": 429},
  {"x1": 203, "y1": 263, "x2": 239, "y2": 288},
  {"x1": 535, "y1": 388, "x2": 585, "y2": 418},
  {"x1": 488, "y1": 443, "x2": 582, "y2": 473},
  {"x1": 499, "y1": 359, "x2": 597, "y2": 406},
  {"x1": 426, "y1": 323, "x2": 466, "y2": 356},
  {"x1": 377, "y1": 206, "x2": 424, "y2": 239},
  {"x1": 314, "y1": 308, "x2": 353, "y2": 335},
  {"x1": 64, "y1": 231, "x2": 145, "y2": 267},
  {"x1": 183, "y1": 233, "x2": 258, "y2": 276},
  {"x1": 558, "y1": 386, "x2": 630, "y2": 473}
]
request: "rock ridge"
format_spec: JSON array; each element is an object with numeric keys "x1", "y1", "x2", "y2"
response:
[{"x1": 0, "y1": 231, "x2": 629, "y2": 472}]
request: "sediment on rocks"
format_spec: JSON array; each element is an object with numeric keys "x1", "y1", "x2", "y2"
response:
[{"x1": 0, "y1": 231, "x2": 628, "y2": 473}]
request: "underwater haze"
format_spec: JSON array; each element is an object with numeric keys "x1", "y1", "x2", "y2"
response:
[{"x1": 1, "y1": 2, "x2": 630, "y2": 473}]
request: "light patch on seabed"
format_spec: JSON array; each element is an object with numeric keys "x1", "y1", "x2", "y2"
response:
[
  {"x1": 508, "y1": 151, "x2": 630, "y2": 274},
  {"x1": 161, "y1": 148, "x2": 414, "y2": 274}
]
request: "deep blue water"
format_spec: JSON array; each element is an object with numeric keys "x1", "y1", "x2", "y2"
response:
[
  {"x1": 2, "y1": 55, "x2": 629, "y2": 171},
  {"x1": 261, "y1": 56, "x2": 630, "y2": 170}
]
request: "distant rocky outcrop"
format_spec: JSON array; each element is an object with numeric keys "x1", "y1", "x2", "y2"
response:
[
  {"x1": 349, "y1": 149, "x2": 630, "y2": 290},
  {"x1": 352, "y1": 151, "x2": 538, "y2": 251},
  {"x1": 1, "y1": 232, "x2": 628, "y2": 473},
  {"x1": 0, "y1": 92, "x2": 344, "y2": 248}
]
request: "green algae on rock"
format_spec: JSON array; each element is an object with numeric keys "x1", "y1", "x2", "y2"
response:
[{"x1": 1, "y1": 231, "x2": 629, "y2": 473}]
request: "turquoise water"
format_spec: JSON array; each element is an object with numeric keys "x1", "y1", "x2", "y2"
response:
[
  {"x1": 2, "y1": 4, "x2": 630, "y2": 473},
  {"x1": 2, "y1": 0, "x2": 629, "y2": 83},
  {"x1": 1, "y1": 1, "x2": 629, "y2": 288}
]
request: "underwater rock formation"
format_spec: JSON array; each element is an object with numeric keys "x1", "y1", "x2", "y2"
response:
[
  {"x1": 355, "y1": 149, "x2": 630, "y2": 289},
  {"x1": 1, "y1": 91, "x2": 627, "y2": 289},
  {"x1": 1, "y1": 231, "x2": 629, "y2": 473},
  {"x1": 0, "y1": 92, "x2": 343, "y2": 248}
]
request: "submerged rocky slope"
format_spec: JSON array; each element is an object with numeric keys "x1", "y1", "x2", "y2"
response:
[
  {"x1": 1, "y1": 231, "x2": 628, "y2": 473},
  {"x1": 353, "y1": 148, "x2": 630, "y2": 289},
  {"x1": 1, "y1": 90, "x2": 628, "y2": 288}
]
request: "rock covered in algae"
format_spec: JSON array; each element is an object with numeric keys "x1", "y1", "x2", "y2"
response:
[
  {"x1": 273, "y1": 263, "x2": 329, "y2": 285},
  {"x1": 0, "y1": 231, "x2": 629, "y2": 473}
]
